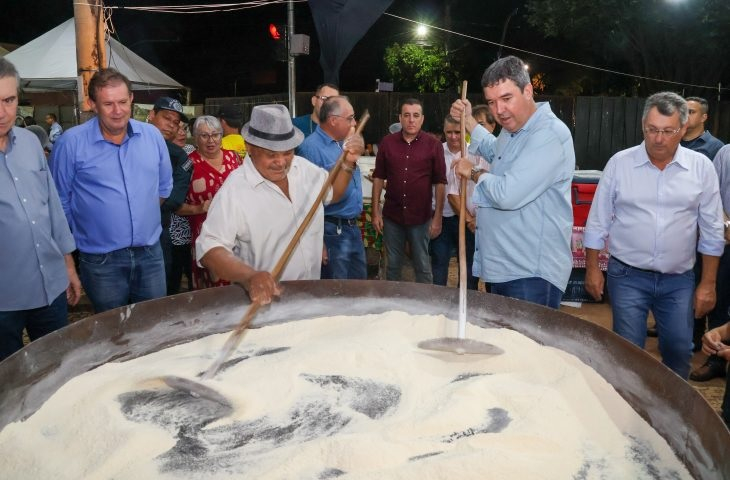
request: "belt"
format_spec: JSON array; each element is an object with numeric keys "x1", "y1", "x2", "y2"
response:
[
  {"x1": 324, "y1": 215, "x2": 359, "y2": 227},
  {"x1": 612, "y1": 257, "x2": 661, "y2": 274}
]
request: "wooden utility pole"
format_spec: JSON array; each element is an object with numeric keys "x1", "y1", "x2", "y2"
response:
[{"x1": 74, "y1": 0, "x2": 107, "y2": 113}]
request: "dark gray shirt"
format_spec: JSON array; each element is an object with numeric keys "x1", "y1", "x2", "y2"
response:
[
  {"x1": 681, "y1": 130, "x2": 724, "y2": 161},
  {"x1": 0, "y1": 127, "x2": 76, "y2": 310}
]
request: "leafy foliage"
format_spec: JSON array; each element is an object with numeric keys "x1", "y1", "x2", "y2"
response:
[
  {"x1": 524, "y1": 0, "x2": 730, "y2": 96},
  {"x1": 383, "y1": 43, "x2": 459, "y2": 93}
]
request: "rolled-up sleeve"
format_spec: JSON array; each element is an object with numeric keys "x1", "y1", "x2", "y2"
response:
[{"x1": 696, "y1": 161, "x2": 725, "y2": 256}]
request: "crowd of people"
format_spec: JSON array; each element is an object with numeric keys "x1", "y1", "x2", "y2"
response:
[{"x1": 1, "y1": 53, "x2": 730, "y2": 427}]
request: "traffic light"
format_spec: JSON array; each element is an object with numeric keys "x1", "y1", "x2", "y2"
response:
[
  {"x1": 268, "y1": 23, "x2": 287, "y2": 62},
  {"x1": 268, "y1": 23, "x2": 282, "y2": 41}
]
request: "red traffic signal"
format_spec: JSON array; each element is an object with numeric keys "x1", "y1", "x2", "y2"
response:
[{"x1": 269, "y1": 23, "x2": 282, "y2": 40}]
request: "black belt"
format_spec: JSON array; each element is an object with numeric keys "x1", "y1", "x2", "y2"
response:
[
  {"x1": 324, "y1": 215, "x2": 359, "y2": 226},
  {"x1": 612, "y1": 257, "x2": 661, "y2": 274}
]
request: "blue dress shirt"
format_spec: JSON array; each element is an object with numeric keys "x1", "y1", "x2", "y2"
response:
[
  {"x1": 292, "y1": 114, "x2": 316, "y2": 138},
  {"x1": 468, "y1": 102, "x2": 575, "y2": 290},
  {"x1": 584, "y1": 144, "x2": 725, "y2": 273},
  {"x1": 0, "y1": 127, "x2": 76, "y2": 310},
  {"x1": 50, "y1": 117, "x2": 173, "y2": 254},
  {"x1": 297, "y1": 125, "x2": 363, "y2": 219}
]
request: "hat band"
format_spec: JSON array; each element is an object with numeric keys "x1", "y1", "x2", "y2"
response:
[{"x1": 249, "y1": 126, "x2": 296, "y2": 142}]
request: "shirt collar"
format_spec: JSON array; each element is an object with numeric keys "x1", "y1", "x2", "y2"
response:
[
  {"x1": 313, "y1": 125, "x2": 341, "y2": 146},
  {"x1": 88, "y1": 116, "x2": 137, "y2": 144},
  {"x1": 0, "y1": 127, "x2": 17, "y2": 154},
  {"x1": 635, "y1": 142, "x2": 690, "y2": 170},
  {"x1": 243, "y1": 154, "x2": 301, "y2": 188},
  {"x1": 399, "y1": 130, "x2": 423, "y2": 143}
]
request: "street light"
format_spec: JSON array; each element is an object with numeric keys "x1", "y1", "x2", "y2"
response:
[{"x1": 416, "y1": 24, "x2": 428, "y2": 38}]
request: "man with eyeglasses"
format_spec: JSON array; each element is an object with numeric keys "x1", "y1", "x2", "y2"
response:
[
  {"x1": 583, "y1": 91, "x2": 725, "y2": 379},
  {"x1": 50, "y1": 69, "x2": 173, "y2": 313},
  {"x1": 292, "y1": 83, "x2": 340, "y2": 138},
  {"x1": 297, "y1": 96, "x2": 367, "y2": 279}
]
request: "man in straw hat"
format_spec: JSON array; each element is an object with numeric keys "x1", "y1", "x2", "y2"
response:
[{"x1": 196, "y1": 104, "x2": 364, "y2": 304}]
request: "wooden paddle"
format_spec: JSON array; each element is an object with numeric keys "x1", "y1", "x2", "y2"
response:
[
  {"x1": 418, "y1": 83, "x2": 502, "y2": 355},
  {"x1": 162, "y1": 111, "x2": 370, "y2": 399}
]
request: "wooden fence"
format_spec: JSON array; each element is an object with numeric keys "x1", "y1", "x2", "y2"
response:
[{"x1": 207, "y1": 93, "x2": 729, "y2": 171}]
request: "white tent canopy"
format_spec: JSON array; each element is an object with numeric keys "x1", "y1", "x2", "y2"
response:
[{"x1": 5, "y1": 19, "x2": 183, "y2": 91}]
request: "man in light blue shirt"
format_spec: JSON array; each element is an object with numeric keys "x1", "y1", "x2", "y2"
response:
[
  {"x1": 451, "y1": 56, "x2": 575, "y2": 309},
  {"x1": 45, "y1": 113, "x2": 63, "y2": 144},
  {"x1": 0, "y1": 58, "x2": 81, "y2": 360},
  {"x1": 297, "y1": 96, "x2": 366, "y2": 279},
  {"x1": 584, "y1": 91, "x2": 725, "y2": 379},
  {"x1": 50, "y1": 68, "x2": 172, "y2": 313}
]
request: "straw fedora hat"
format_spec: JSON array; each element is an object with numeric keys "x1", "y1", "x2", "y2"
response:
[{"x1": 241, "y1": 104, "x2": 304, "y2": 151}]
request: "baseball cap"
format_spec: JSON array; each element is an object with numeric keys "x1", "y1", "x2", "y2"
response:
[
  {"x1": 218, "y1": 104, "x2": 243, "y2": 122},
  {"x1": 153, "y1": 97, "x2": 188, "y2": 122}
]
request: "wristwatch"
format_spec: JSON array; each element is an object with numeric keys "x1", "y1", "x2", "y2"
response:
[{"x1": 470, "y1": 166, "x2": 484, "y2": 183}]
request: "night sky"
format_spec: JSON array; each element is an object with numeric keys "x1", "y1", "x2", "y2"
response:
[{"x1": 0, "y1": 1, "x2": 532, "y2": 102}]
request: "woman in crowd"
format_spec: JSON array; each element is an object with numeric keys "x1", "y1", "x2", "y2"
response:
[{"x1": 177, "y1": 115, "x2": 241, "y2": 289}]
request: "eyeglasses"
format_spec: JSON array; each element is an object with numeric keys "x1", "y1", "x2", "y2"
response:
[
  {"x1": 315, "y1": 95, "x2": 330, "y2": 102},
  {"x1": 197, "y1": 132, "x2": 222, "y2": 142},
  {"x1": 330, "y1": 114, "x2": 356, "y2": 122},
  {"x1": 643, "y1": 127, "x2": 681, "y2": 138}
]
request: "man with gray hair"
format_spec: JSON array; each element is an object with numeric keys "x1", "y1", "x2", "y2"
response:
[
  {"x1": 297, "y1": 96, "x2": 367, "y2": 279},
  {"x1": 450, "y1": 55, "x2": 575, "y2": 308},
  {"x1": 583, "y1": 91, "x2": 725, "y2": 379},
  {"x1": 0, "y1": 58, "x2": 81, "y2": 360}
]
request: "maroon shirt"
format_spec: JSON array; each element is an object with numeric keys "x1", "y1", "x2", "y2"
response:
[{"x1": 373, "y1": 131, "x2": 447, "y2": 225}]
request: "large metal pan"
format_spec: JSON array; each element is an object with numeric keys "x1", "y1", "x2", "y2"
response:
[{"x1": 0, "y1": 280, "x2": 727, "y2": 479}]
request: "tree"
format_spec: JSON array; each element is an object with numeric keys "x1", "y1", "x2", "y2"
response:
[
  {"x1": 525, "y1": 0, "x2": 730, "y2": 96},
  {"x1": 384, "y1": 43, "x2": 459, "y2": 93}
]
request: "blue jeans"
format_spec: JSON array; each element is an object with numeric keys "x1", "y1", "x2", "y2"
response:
[
  {"x1": 79, "y1": 241, "x2": 167, "y2": 313},
  {"x1": 383, "y1": 217, "x2": 432, "y2": 283},
  {"x1": 0, "y1": 291, "x2": 68, "y2": 361},
  {"x1": 430, "y1": 215, "x2": 478, "y2": 289},
  {"x1": 606, "y1": 257, "x2": 695, "y2": 379},
  {"x1": 321, "y1": 220, "x2": 367, "y2": 280},
  {"x1": 491, "y1": 277, "x2": 563, "y2": 309}
]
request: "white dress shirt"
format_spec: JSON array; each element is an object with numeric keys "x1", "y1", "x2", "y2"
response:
[
  {"x1": 444, "y1": 144, "x2": 490, "y2": 216},
  {"x1": 196, "y1": 155, "x2": 331, "y2": 280},
  {"x1": 584, "y1": 143, "x2": 725, "y2": 273}
]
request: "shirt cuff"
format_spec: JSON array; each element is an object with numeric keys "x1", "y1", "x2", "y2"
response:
[{"x1": 582, "y1": 229, "x2": 606, "y2": 250}]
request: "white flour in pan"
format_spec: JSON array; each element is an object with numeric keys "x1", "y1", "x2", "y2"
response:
[{"x1": 0, "y1": 311, "x2": 691, "y2": 479}]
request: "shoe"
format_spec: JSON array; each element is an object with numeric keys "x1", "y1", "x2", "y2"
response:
[{"x1": 689, "y1": 359, "x2": 727, "y2": 382}]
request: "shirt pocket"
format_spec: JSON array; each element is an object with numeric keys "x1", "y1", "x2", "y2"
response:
[{"x1": 26, "y1": 170, "x2": 50, "y2": 208}]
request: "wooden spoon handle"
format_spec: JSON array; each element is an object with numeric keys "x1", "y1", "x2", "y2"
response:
[
  {"x1": 202, "y1": 111, "x2": 371, "y2": 380},
  {"x1": 458, "y1": 81, "x2": 468, "y2": 339}
]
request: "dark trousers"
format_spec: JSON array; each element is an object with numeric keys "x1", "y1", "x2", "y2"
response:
[
  {"x1": 161, "y1": 228, "x2": 192, "y2": 295},
  {"x1": 0, "y1": 291, "x2": 68, "y2": 361},
  {"x1": 430, "y1": 215, "x2": 478, "y2": 290}
]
